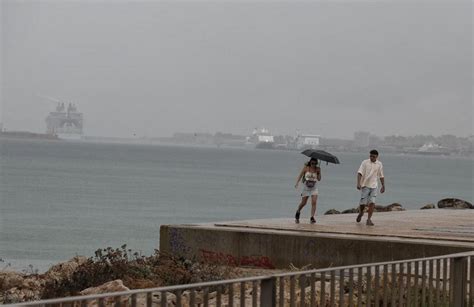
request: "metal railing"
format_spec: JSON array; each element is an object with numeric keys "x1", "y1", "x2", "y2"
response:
[{"x1": 7, "y1": 251, "x2": 473, "y2": 307}]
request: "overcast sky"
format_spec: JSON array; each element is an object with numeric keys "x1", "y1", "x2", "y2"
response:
[{"x1": 1, "y1": 0, "x2": 472, "y2": 139}]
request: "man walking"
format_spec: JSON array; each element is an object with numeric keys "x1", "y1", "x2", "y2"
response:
[{"x1": 356, "y1": 149, "x2": 385, "y2": 226}]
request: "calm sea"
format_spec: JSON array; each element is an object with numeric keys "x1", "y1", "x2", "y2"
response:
[{"x1": 0, "y1": 139, "x2": 472, "y2": 272}]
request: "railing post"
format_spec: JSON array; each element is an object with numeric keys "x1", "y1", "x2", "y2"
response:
[
  {"x1": 452, "y1": 256, "x2": 468, "y2": 307},
  {"x1": 260, "y1": 277, "x2": 277, "y2": 307}
]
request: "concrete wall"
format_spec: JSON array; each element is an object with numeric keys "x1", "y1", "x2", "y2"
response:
[{"x1": 160, "y1": 225, "x2": 472, "y2": 269}]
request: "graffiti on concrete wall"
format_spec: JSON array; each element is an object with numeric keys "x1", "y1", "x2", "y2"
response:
[
  {"x1": 199, "y1": 249, "x2": 275, "y2": 269},
  {"x1": 169, "y1": 229, "x2": 191, "y2": 255}
]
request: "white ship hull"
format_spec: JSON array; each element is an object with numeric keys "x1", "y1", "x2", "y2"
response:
[{"x1": 57, "y1": 133, "x2": 83, "y2": 141}]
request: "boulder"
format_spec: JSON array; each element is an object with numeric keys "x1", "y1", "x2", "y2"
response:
[
  {"x1": 80, "y1": 280, "x2": 130, "y2": 307},
  {"x1": 80, "y1": 279, "x2": 130, "y2": 295},
  {"x1": 375, "y1": 203, "x2": 405, "y2": 212},
  {"x1": 0, "y1": 272, "x2": 44, "y2": 303},
  {"x1": 324, "y1": 209, "x2": 341, "y2": 215},
  {"x1": 45, "y1": 256, "x2": 88, "y2": 283},
  {"x1": 385, "y1": 203, "x2": 405, "y2": 211},
  {"x1": 0, "y1": 271, "x2": 25, "y2": 291},
  {"x1": 437, "y1": 198, "x2": 473, "y2": 209},
  {"x1": 341, "y1": 208, "x2": 359, "y2": 214},
  {"x1": 374, "y1": 205, "x2": 386, "y2": 211},
  {"x1": 420, "y1": 204, "x2": 435, "y2": 210},
  {"x1": 3, "y1": 287, "x2": 41, "y2": 304}
]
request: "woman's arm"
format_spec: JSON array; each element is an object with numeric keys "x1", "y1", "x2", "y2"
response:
[
  {"x1": 295, "y1": 166, "x2": 307, "y2": 188},
  {"x1": 317, "y1": 167, "x2": 321, "y2": 181}
]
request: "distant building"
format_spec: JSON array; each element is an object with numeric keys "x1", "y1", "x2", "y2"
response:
[
  {"x1": 296, "y1": 133, "x2": 320, "y2": 149},
  {"x1": 353, "y1": 131, "x2": 370, "y2": 147}
]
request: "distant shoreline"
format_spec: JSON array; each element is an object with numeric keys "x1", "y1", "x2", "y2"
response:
[
  {"x1": 0, "y1": 131, "x2": 59, "y2": 140},
  {"x1": 2, "y1": 135, "x2": 472, "y2": 160}
]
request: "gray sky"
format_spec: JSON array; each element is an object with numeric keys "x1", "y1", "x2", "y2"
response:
[{"x1": 1, "y1": 0, "x2": 472, "y2": 139}]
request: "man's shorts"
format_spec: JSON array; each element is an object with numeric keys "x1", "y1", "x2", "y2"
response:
[{"x1": 360, "y1": 187, "x2": 377, "y2": 205}]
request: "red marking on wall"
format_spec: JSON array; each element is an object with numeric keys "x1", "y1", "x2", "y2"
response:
[{"x1": 199, "y1": 249, "x2": 275, "y2": 269}]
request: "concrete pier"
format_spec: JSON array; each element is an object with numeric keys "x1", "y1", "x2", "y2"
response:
[{"x1": 160, "y1": 210, "x2": 474, "y2": 269}]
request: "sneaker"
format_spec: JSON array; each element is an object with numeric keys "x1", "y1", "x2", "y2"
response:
[
  {"x1": 356, "y1": 211, "x2": 364, "y2": 223},
  {"x1": 295, "y1": 211, "x2": 300, "y2": 224},
  {"x1": 310, "y1": 217, "x2": 316, "y2": 224},
  {"x1": 366, "y1": 219, "x2": 374, "y2": 226}
]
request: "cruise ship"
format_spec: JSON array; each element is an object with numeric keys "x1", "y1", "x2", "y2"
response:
[
  {"x1": 246, "y1": 128, "x2": 275, "y2": 149},
  {"x1": 45, "y1": 102, "x2": 84, "y2": 140}
]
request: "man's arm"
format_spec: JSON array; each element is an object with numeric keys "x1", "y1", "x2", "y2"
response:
[
  {"x1": 378, "y1": 163, "x2": 385, "y2": 193},
  {"x1": 357, "y1": 161, "x2": 364, "y2": 190},
  {"x1": 380, "y1": 177, "x2": 385, "y2": 193}
]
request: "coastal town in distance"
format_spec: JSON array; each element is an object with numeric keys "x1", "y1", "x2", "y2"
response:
[{"x1": 0, "y1": 101, "x2": 472, "y2": 158}]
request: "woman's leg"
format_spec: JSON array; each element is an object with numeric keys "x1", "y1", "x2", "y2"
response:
[
  {"x1": 310, "y1": 194, "x2": 318, "y2": 218},
  {"x1": 295, "y1": 196, "x2": 309, "y2": 223},
  {"x1": 297, "y1": 196, "x2": 309, "y2": 212}
]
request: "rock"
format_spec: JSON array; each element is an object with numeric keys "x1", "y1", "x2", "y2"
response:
[
  {"x1": 374, "y1": 205, "x2": 385, "y2": 211},
  {"x1": 341, "y1": 208, "x2": 359, "y2": 214},
  {"x1": 79, "y1": 280, "x2": 130, "y2": 307},
  {"x1": 437, "y1": 198, "x2": 473, "y2": 209},
  {"x1": 20, "y1": 278, "x2": 43, "y2": 290},
  {"x1": 0, "y1": 272, "x2": 44, "y2": 303},
  {"x1": 420, "y1": 204, "x2": 435, "y2": 210},
  {"x1": 45, "y1": 256, "x2": 88, "y2": 283},
  {"x1": 80, "y1": 279, "x2": 130, "y2": 295},
  {"x1": 335, "y1": 204, "x2": 405, "y2": 213},
  {"x1": 385, "y1": 203, "x2": 405, "y2": 211},
  {"x1": 3, "y1": 287, "x2": 41, "y2": 304},
  {"x1": 375, "y1": 203, "x2": 405, "y2": 212},
  {"x1": 0, "y1": 271, "x2": 25, "y2": 290}
]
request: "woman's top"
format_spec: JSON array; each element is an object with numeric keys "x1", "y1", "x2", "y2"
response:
[{"x1": 303, "y1": 169, "x2": 318, "y2": 188}]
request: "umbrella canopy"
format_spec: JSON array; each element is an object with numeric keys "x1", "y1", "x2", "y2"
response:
[{"x1": 301, "y1": 149, "x2": 340, "y2": 164}]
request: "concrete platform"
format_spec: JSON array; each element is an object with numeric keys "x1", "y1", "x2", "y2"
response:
[
  {"x1": 216, "y1": 210, "x2": 474, "y2": 243},
  {"x1": 160, "y1": 210, "x2": 474, "y2": 269}
]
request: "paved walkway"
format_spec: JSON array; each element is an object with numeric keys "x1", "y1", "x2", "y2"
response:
[{"x1": 213, "y1": 210, "x2": 474, "y2": 245}]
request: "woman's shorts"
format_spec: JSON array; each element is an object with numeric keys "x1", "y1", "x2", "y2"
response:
[{"x1": 301, "y1": 187, "x2": 318, "y2": 197}]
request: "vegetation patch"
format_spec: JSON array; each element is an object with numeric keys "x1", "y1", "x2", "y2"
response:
[{"x1": 41, "y1": 245, "x2": 232, "y2": 299}]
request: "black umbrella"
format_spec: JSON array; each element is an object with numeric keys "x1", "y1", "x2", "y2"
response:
[{"x1": 301, "y1": 149, "x2": 340, "y2": 165}]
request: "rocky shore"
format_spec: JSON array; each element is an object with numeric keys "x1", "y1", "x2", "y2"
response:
[
  {"x1": 323, "y1": 198, "x2": 472, "y2": 215},
  {"x1": 0, "y1": 246, "x2": 284, "y2": 304},
  {"x1": 1, "y1": 258, "x2": 449, "y2": 306}
]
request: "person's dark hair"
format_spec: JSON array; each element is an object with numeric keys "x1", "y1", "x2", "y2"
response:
[
  {"x1": 305, "y1": 158, "x2": 319, "y2": 167},
  {"x1": 370, "y1": 149, "x2": 379, "y2": 156}
]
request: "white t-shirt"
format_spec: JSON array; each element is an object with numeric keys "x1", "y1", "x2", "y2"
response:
[{"x1": 358, "y1": 159, "x2": 384, "y2": 189}]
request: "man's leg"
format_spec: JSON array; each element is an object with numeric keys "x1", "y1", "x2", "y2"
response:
[
  {"x1": 357, "y1": 187, "x2": 368, "y2": 222},
  {"x1": 356, "y1": 205, "x2": 365, "y2": 222},
  {"x1": 366, "y1": 203, "x2": 375, "y2": 225},
  {"x1": 366, "y1": 189, "x2": 376, "y2": 226}
]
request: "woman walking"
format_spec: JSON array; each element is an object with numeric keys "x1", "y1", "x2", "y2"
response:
[{"x1": 294, "y1": 158, "x2": 321, "y2": 224}]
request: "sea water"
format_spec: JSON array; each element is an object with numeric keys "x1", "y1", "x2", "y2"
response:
[{"x1": 0, "y1": 139, "x2": 472, "y2": 272}]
